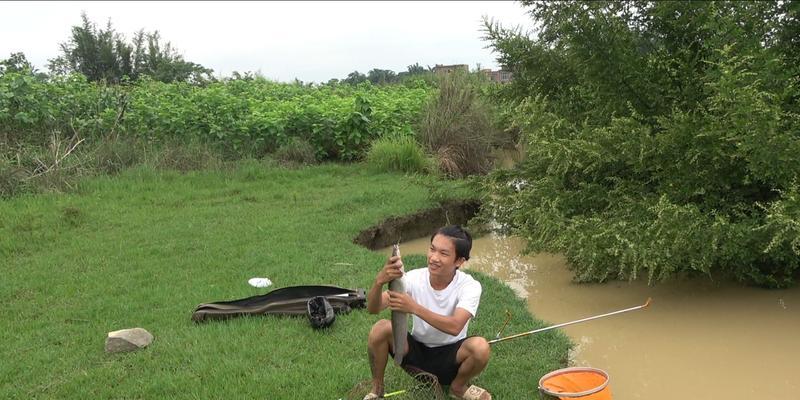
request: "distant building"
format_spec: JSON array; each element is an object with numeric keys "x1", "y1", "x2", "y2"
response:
[
  {"x1": 481, "y1": 69, "x2": 513, "y2": 83},
  {"x1": 432, "y1": 63, "x2": 512, "y2": 83},
  {"x1": 433, "y1": 64, "x2": 469, "y2": 75}
]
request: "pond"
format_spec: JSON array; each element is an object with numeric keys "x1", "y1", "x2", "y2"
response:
[{"x1": 378, "y1": 232, "x2": 800, "y2": 399}]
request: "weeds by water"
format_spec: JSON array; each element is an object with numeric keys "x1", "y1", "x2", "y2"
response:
[{"x1": 418, "y1": 72, "x2": 502, "y2": 178}]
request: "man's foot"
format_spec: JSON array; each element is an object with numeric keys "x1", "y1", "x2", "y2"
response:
[
  {"x1": 362, "y1": 392, "x2": 383, "y2": 400},
  {"x1": 449, "y1": 384, "x2": 492, "y2": 400}
]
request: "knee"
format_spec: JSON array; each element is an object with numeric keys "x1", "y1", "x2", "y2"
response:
[
  {"x1": 469, "y1": 337, "x2": 491, "y2": 364},
  {"x1": 368, "y1": 319, "x2": 392, "y2": 346}
]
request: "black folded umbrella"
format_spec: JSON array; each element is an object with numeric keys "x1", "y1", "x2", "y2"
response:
[{"x1": 191, "y1": 285, "x2": 366, "y2": 323}]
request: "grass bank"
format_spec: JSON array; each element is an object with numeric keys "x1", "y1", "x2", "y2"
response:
[{"x1": 0, "y1": 161, "x2": 569, "y2": 399}]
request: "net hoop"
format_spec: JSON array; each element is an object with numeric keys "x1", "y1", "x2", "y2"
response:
[{"x1": 538, "y1": 367, "x2": 610, "y2": 398}]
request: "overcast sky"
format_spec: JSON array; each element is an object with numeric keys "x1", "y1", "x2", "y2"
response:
[{"x1": 1, "y1": 1, "x2": 535, "y2": 83}]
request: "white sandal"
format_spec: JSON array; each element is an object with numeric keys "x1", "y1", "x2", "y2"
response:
[{"x1": 450, "y1": 385, "x2": 492, "y2": 400}]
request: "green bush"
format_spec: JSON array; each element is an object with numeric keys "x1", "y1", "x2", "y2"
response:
[
  {"x1": 0, "y1": 72, "x2": 122, "y2": 146},
  {"x1": 1, "y1": 73, "x2": 432, "y2": 163},
  {"x1": 482, "y1": 1, "x2": 800, "y2": 287},
  {"x1": 364, "y1": 135, "x2": 433, "y2": 174},
  {"x1": 418, "y1": 72, "x2": 497, "y2": 178}
]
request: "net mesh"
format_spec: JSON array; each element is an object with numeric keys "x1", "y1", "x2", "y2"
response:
[
  {"x1": 539, "y1": 367, "x2": 611, "y2": 400},
  {"x1": 345, "y1": 368, "x2": 444, "y2": 400}
]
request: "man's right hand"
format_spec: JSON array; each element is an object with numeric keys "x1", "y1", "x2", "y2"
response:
[
  {"x1": 376, "y1": 255, "x2": 403, "y2": 286},
  {"x1": 367, "y1": 255, "x2": 404, "y2": 314}
]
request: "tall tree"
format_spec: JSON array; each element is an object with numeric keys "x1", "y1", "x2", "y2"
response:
[
  {"x1": 343, "y1": 70, "x2": 367, "y2": 85},
  {"x1": 48, "y1": 13, "x2": 212, "y2": 84},
  {"x1": 406, "y1": 62, "x2": 426, "y2": 75},
  {"x1": 0, "y1": 52, "x2": 35, "y2": 74},
  {"x1": 367, "y1": 68, "x2": 397, "y2": 85}
]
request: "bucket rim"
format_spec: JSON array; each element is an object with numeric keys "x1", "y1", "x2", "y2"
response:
[{"x1": 538, "y1": 366, "x2": 610, "y2": 398}]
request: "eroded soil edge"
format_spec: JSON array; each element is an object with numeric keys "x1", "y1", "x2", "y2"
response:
[{"x1": 353, "y1": 200, "x2": 481, "y2": 250}]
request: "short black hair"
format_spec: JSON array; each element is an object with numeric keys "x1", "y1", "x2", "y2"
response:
[{"x1": 430, "y1": 225, "x2": 472, "y2": 261}]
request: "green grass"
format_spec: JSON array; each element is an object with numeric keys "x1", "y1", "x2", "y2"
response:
[{"x1": 0, "y1": 161, "x2": 570, "y2": 399}]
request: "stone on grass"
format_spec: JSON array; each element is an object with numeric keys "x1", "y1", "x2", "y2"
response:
[{"x1": 105, "y1": 327, "x2": 153, "y2": 353}]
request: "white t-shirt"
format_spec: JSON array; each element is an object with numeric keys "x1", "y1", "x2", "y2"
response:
[{"x1": 402, "y1": 267, "x2": 482, "y2": 347}]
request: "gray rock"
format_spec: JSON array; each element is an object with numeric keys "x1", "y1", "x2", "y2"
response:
[{"x1": 105, "y1": 328, "x2": 153, "y2": 353}]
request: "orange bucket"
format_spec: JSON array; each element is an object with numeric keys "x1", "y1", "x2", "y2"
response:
[{"x1": 538, "y1": 367, "x2": 612, "y2": 399}]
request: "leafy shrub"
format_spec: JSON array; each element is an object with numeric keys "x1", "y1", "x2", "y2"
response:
[
  {"x1": 365, "y1": 135, "x2": 433, "y2": 174},
  {"x1": 482, "y1": 1, "x2": 800, "y2": 287},
  {"x1": 418, "y1": 72, "x2": 497, "y2": 178},
  {"x1": 273, "y1": 137, "x2": 317, "y2": 166},
  {"x1": 337, "y1": 94, "x2": 373, "y2": 161},
  {"x1": 0, "y1": 72, "x2": 122, "y2": 146},
  {"x1": 1, "y1": 73, "x2": 433, "y2": 163}
]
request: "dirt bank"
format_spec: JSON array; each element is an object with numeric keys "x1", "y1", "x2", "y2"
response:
[{"x1": 353, "y1": 199, "x2": 481, "y2": 250}]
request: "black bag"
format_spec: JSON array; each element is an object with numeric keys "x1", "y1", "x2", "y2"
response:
[
  {"x1": 192, "y1": 285, "x2": 365, "y2": 323},
  {"x1": 307, "y1": 296, "x2": 335, "y2": 329}
]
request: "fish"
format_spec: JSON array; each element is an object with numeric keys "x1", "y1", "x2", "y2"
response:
[{"x1": 389, "y1": 243, "x2": 408, "y2": 365}]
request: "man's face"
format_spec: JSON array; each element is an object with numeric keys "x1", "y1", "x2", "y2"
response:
[{"x1": 427, "y1": 233, "x2": 465, "y2": 280}]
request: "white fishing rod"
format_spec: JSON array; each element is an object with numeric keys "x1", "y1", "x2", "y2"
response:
[{"x1": 488, "y1": 298, "x2": 652, "y2": 345}]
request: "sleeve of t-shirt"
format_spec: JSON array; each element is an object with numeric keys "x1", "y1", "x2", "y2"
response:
[{"x1": 456, "y1": 278, "x2": 482, "y2": 317}]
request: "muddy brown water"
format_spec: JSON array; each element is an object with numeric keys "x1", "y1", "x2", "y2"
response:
[{"x1": 377, "y1": 233, "x2": 800, "y2": 399}]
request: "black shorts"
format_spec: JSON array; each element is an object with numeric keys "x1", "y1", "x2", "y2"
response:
[{"x1": 389, "y1": 332, "x2": 467, "y2": 385}]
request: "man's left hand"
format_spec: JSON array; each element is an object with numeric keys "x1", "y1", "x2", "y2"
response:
[{"x1": 387, "y1": 290, "x2": 418, "y2": 314}]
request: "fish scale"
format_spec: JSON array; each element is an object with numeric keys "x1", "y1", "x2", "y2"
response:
[{"x1": 389, "y1": 243, "x2": 408, "y2": 365}]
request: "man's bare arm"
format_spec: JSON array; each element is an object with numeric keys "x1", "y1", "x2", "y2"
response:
[{"x1": 366, "y1": 282, "x2": 390, "y2": 314}]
